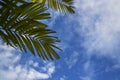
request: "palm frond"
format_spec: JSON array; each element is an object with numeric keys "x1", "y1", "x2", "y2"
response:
[
  {"x1": 31, "y1": 0, "x2": 75, "y2": 14},
  {"x1": 0, "y1": 0, "x2": 61, "y2": 60}
]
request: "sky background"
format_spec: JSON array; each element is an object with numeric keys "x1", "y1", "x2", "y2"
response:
[{"x1": 0, "y1": 0, "x2": 120, "y2": 80}]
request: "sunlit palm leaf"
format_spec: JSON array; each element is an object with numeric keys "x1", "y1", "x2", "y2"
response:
[
  {"x1": 0, "y1": 0, "x2": 61, "y2": 60},
  {"x1": 31, "y1": 0, "x2": 75, "y2": 14}
]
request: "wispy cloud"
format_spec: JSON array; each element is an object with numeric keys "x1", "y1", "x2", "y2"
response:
[
  {"x1": 59, "y1": 0, "x2": 120, "y2": 78},
  {"x1": 0, "y1": 43, "x2": 55, "y2": 80},
  {"x1": 60, "y1": 78, "x2": 65, "y2": 80},
  {"x1": 67, "y1": 0, "x2": 120, "y2": 66},
  {"x1": 65, "y1": 51, "x2": 79, "y2": 69},
  {"x1": 60, "y1": 75, "x2": 66, "y2": 80},
  {"x1": 80, "y1": 60, "x2": 95, "y2": 80}
]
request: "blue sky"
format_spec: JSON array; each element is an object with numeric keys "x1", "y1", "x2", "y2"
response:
[{"x1": 0, "y1": 0, "x2": 120, "y2": 80}]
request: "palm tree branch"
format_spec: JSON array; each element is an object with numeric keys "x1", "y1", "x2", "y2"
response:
[{"x1": 0, "y1": 0, "x2": 61, "y2": 60}]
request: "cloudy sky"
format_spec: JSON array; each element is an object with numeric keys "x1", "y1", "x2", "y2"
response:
[{"x1": 0, "y1": 0, "x2": 120, "y2": 80}]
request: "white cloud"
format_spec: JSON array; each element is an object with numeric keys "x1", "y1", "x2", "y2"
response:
[
  {"x1": 60, "y1": 75, "x2": 67, "y2": 80},
  {"x1": 60, "y1": 77, "x2": 65, "y2": 80},
  {"x1": 80, "y1": 76, "x2": 92, "y2": 80},
  {"x1": 0, "y1": 43, "x2": 55, "y2": 80},
  {"x1": 80, "y1": 60, "x2": 95, "y2": 80},
  {"x1": 65, "y1": 51, "x2": 79, "y2": 69},
  {"x1": 28, "y1": 60, "x2": 39, "y2": 68},
  {"x1": 69, "y1": 0, "x2": 120, "y2": 65},
  {"x1": 61, "y1": 0, "x2": 120, "y2": 77},
  {"x1": 83, "y1": 60, "x2": 90, "y2": 72}
]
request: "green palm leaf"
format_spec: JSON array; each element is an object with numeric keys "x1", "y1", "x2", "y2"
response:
[
  {"x1": 31, "y1": 0, "x2": 75, "y2": 14},
  {"x1": 0, "y1": 0, "x2": 61, "y2": 60}
]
